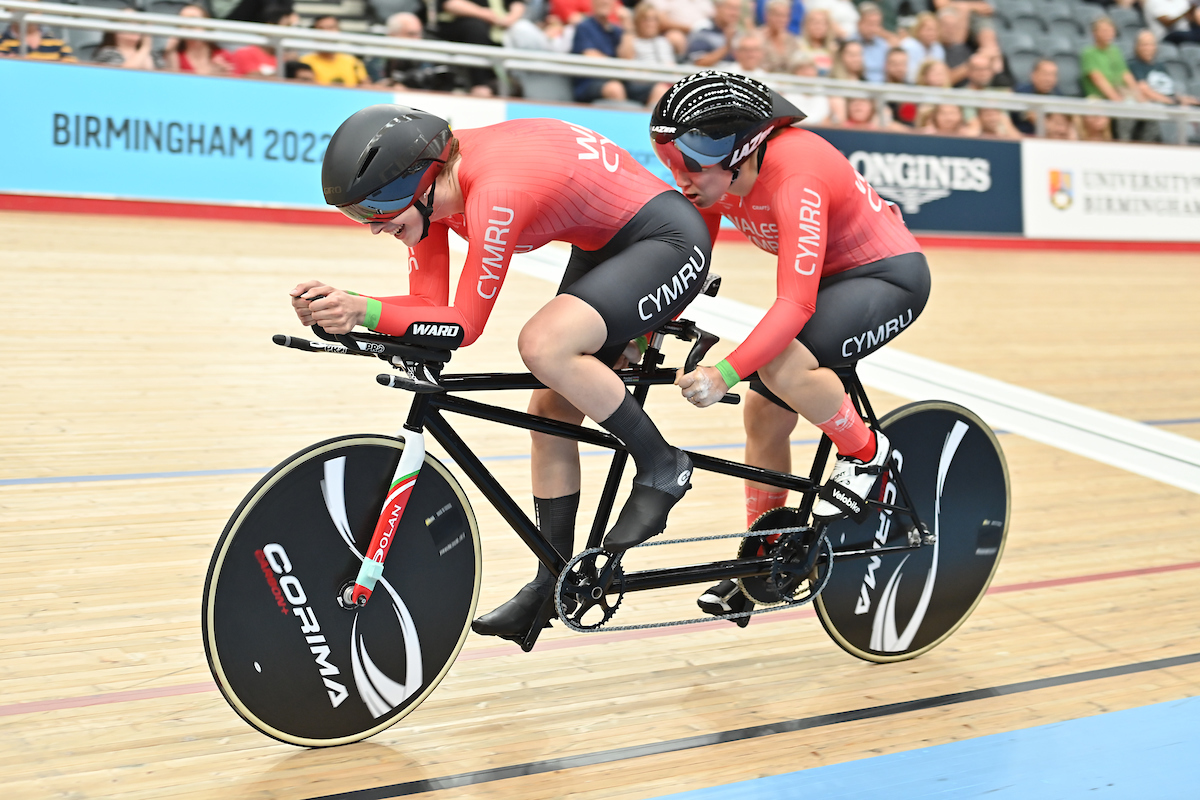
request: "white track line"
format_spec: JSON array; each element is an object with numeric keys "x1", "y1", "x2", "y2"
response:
[{"x1": 453, "y1": 239, "x2": 1200, "y2": 494}]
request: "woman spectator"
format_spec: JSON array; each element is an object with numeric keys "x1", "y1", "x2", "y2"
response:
[
  {"x1": 631, "y1": 2, "x2": 677, "y2": 66},
  {"x1": 784, "y1": 52, "x2": 833, "y2": 125},
  {"x1": 164, "y1": 5, "x2": 234, "y2": 76},
  {"x1": 977, "y1": 105, "x2": 1021, "y2": 139},
  {"x1": 900, "y1": 12, "x2": 944, "y2": 83},
  {"x1": 796, "y1": 8, "x2": 836, "y2": 76},
  {"x1": 842, "y1": 96, "x2": 882, "y2": 129},
  {"x1": 1044, "y1": 112, "x2": 1076, "y2": 140},
  {"x1": 827, "y1": 39, "x2": 865, "y2": 123},
  {"x1": 760, "y1": 0, "x2": 798, "y2": 74},
  {"x1": 94, "y1": 9, "x2": 161, "y2": 70},
  {"x1": 1077, "y1": 112, "x2": 1114, "y2": 141},
  {"x1": 918, "y1": 103, "x2": 971, "y2": 136}
]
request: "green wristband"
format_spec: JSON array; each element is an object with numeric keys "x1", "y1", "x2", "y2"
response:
[
  {"x1": 635, "y1": 335, "x2": 648, "y2": 355},
  {"x1": 715, "y1": 359, "x2": 741, "y2": 390},
  {"x1": 363, "y1": 297, "x2": 382, "y2": 330}
]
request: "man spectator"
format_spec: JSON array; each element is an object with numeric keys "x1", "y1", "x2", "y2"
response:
[
  {"x1": 374, "y1": 11, "x2": 463, "y2": 91},
  {"x1": 848, "y1": 2, "x2": 893, "y2": 83},
  {"x1": 687, "y1": 0, "x2": 743, "y2": 66},
  {"x1": 647, "y1": 0, "x2": 715, "y2": 55},
  {"x1": 572, "y1": 0, "x2": 645, "y2": 103},
  {"x1": 1165, "y1": 6, "x2": 1200, "y2": 44},
  {"x1": 1043, "y1": 111, "x2": 1076, "y2": 139},
  {"x1": 1129, "y1": 28, "x2": 1199, "y2": 141},
  {"x1": 1012, "y1": 58, "x2": 1062, "y2": 134},
  {"x1": 938, "y1": 5, "x2": 972, "y2": 85},
  {"x1": 0, "y1": 22, "x2": 76, "y2": 60},
  {"x1": 1081, "y1": 15, "x2": 1144, "y2": 138},
  {"x1": 805, "y1": 0, "x2": 859, "y2": 41},
  {"x1": 957, "y1": 50, "x2": 997, "y2": 132},
  {"x1": 899, "y1": 12, "x2": 944, "y2": 82},
  {"x1": 730, "y1": 28, "x2": 768, "y2": 75},
  {"x1": 883, "y1": 46, "x2": 916, "y2": 126},
  {"x1": 284, "y1": 59, "x2": 316, "y2": 81},
  {"x1": 1143, "y1": 0, "x2": 1196, "y2": 42},
  {"x1": 301, "y1": 16, "x2": 370, "y2": 86}
]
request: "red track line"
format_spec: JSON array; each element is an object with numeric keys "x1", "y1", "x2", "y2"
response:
[
  {"x1": 712, "y1": 227, "x2": 1200, "y2": 252},
  {"x1": 4, "y1": 559, "x2": 1198, "y2": 719}
]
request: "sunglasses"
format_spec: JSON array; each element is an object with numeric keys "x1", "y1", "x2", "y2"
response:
[
  {"x1": 334, "y1": 161, "x2": 441, "y2": 224},
  {"x1": 650, "y1": 128, "x2": 736, "y2": 173}
]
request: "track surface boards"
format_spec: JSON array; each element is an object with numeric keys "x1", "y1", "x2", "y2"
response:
[{"x1": 2, "y1": 212, "x2": 1198, "y2": 799}]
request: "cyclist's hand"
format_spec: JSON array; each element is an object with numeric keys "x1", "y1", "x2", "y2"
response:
[
  {"x1": 676, "y1": 365, "x2": 728, "y2": 408},
  {"x1": 290, "y1": 280, "x2": 330, "y2": 326},
  {"x1": 307, "y1": 290, "x2": 367, "y2": 335}
]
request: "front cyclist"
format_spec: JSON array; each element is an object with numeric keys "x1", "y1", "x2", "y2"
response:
[
  {"x1": 650, "y1": 72, "x2": 931, "y2": 621},
  {"x1": 292, "y1": 106, "x2": 711, "y2": 640}
]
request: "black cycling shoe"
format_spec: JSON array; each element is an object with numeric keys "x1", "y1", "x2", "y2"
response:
[
  {"x1": 602, "y1": 481, "x2": 690, "y2": 552},
  {"x1": 470, "y1": 585, "x2": 550, "y2": 638},
  {"x1": 697, "y1": 579, "x2": 754, "y2": 628}
]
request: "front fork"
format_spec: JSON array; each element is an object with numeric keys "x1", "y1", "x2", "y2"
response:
[{"x1": 347, "y1": 428, "x2": 427, "y2": 607}]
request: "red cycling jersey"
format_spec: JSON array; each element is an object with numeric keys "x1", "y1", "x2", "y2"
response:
[
  {"x1": 364, "y1": 118, "x2": 672, "y2": 346},
  {"x1": 703, "y1": 127, "x2": 921, "y2": 385}
]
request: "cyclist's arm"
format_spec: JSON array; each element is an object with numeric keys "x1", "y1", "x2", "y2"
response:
[
  {"x1": 714, "y1": 175, "x2": 829, "y2": 388},
  {"x1": 366, "y1": 194, "x2": 532, "y2": 345}
]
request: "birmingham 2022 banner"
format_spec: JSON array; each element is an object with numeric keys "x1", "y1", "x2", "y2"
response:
[{"x1": 0, "y1": 60, "x2": 507, "y2": 208}]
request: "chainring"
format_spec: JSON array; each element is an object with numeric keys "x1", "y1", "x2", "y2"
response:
[
  {"x1": 738, "y1": 507, "x2": 819, "y2": 604},
  {"x1": 554, "y1": 548, "x2": 626, "y2": 632}
]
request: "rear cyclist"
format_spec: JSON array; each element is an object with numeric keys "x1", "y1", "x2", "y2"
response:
[
  {"x1": 291, "y1": 106, "x2": 712, "y2": 639},
  {"x1": 649, "y1": 72, "x2": 931, "y2": 619}
]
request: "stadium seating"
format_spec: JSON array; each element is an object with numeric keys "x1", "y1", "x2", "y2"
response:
[
  {"x1": 1053, "y1": 54, "x2": 1083, "y2": 96},
  {"x1": 1008, "y1": 51, "x2": 1041, "y2": 84}
]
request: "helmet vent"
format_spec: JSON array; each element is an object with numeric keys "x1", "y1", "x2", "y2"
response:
[{"x1": 356, "y1": 147, "x2": 380, "y2": 179}]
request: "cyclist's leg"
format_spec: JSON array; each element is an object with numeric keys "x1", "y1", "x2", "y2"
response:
[
  {"x1": 760, "y1": 252, "x2": 931, "y2": 519},
  {"x1": 474, "y1": 256, "x2": 592, "y2": 637},
  {"x1": 743, "y1": 389, "x2": 796, "y2": 526},
  {"x1": 520, "y1": 191, "x2": 712, "y2": 551}
]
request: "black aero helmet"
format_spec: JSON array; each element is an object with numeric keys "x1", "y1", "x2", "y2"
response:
[
  {"x1": 321, "y1": 104, "x2": 453, "y2": 235},
  {"x1": 651, "y1": 71, "x2": 805, "y2": 174}
]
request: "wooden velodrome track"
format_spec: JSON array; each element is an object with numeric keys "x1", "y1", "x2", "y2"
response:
[{"x1": 2, "y1": 209, "x2": 1199, "y2": 799}]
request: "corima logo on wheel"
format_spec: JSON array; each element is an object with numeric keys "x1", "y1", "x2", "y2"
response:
[
  {"x1": 256, "y1": 543, "x2": 350, "y2": 708},
  {"x1": 847, "y1": 151, "x2": 991, "y2": 214}
]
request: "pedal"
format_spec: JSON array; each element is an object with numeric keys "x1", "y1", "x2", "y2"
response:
[{"x1": 919, "y1": 522, "x2": 936, "y2": 545}]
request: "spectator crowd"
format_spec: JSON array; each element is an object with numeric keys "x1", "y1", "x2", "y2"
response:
[{"x1": 3, "y1": 0, "x2": 1199, "y2": 142}]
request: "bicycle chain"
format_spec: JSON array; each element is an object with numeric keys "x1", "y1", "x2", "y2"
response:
[{"x1": 554, "y1": 530, "x2": 834, "y2": 634}]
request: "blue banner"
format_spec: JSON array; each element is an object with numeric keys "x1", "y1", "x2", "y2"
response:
[
  {"x1": 0, "y1": 60, "x2": 393, "y2": 207},
  {"x1": 812, "y1": 128, "x2": 1023, "y2": 233}
]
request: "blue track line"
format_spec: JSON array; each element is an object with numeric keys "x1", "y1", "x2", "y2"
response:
[{"x1": 3, "y1": 417, "x2": 1197, "y2": 488}]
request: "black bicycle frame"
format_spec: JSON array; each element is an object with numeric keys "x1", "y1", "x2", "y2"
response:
[{"x1": 388, "y1": 338, "x2": 929, "y2": 650}]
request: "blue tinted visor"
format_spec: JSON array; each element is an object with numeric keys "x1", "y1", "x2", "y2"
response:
[
  {"x1": 335, "y1": 164, "x2": 437, "y2": 224},
  {"x1": 651, "y1": 128, "x2": 736, "y2": 173}
]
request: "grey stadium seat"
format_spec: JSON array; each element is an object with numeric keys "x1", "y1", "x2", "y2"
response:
[
  {"x1": 1008, "y1": 51, "x2": 1041, "y2": 84},
  {"x1": 1048, "y1": 18, "x2": 1084, "y2": 40},
  {"x1": 998, "y1": 29, "x2": 1037, "y2": 55},
  {"x1": 1108, "y1": 6, "x2": 1143, "y2": 29},
  {"x1": 368, "y1": 0, "x2": 423, "y2": 25},
  {"x1": 1039, "y1": 33, "x2": 1078, "y2": 57},
  {"x1": 1053, "y1": 55, "x2": 1083, "y2": 96},
  {"x1": 1009, "y1": 15, "x2": 1047, "y2": 37}
]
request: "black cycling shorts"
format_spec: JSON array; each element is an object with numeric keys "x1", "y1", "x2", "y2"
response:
[
  {"x1": 558, "y1": 190, "x2": 712, "y2": 365},
  {"x1": 750, "y1": 251, "x2": 931, "y2": 412}
]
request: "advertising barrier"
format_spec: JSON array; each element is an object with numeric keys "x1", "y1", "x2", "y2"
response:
[
  {"x1": 5, "y1": 59, "x2": 1197, "y2": 246},
  {"x1": 0, "y1": 60, "x2": 505, "y2": 210},
  {"x1": 1021, "y1": 138, "x2": 1200, "y2": 242}
]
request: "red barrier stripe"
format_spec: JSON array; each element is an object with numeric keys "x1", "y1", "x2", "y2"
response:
[
  {"x1": 0, "y1": 193, "x2": 354, "y2": 226},
  {"x1": 2, "y1": 567, "x2": 1197, "y2": 719}
]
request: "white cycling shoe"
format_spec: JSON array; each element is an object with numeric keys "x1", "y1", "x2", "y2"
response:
[{"x1": 812, "y1": 430, "x2": 891, "y2": 523}]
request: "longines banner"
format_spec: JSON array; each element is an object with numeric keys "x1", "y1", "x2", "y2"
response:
[
  {"x1": 0, "y1": 60, "x2": 505, "y2": 208},
  {"x1": 814, "y1": 128, "x2": 1023, "y2": 233},
  {"x1": 1022, "y1": 138, "x2": 1200, "y2": 241}
]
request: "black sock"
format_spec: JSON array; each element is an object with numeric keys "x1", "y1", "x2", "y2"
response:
[
  {"x1": 599, "y1": 393, "x2": 691, "y2": 499},
  {"x1": 527, "y1": 492, "x2": 580, "y2": 594}
]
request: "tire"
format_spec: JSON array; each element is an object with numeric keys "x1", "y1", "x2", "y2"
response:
[
  {"x1": 202, "y1": 434, "x2": 481, "y2": 746},
  {"x1": 814, "y1": 401, "x2": 1009, "y2": 663}
]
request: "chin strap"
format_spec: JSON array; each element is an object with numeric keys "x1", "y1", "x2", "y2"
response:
[{"x1": 411, "y1": 181, "x2": 438, "y2": 243}]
